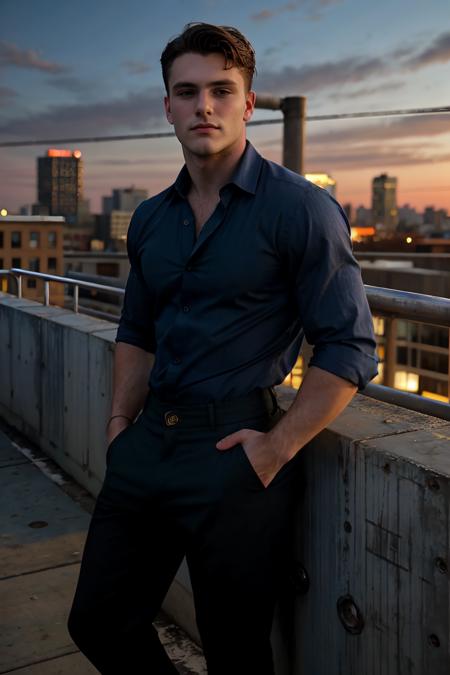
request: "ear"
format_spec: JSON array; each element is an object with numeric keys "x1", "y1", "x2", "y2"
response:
[
  {"x1": 164, "y1": 95, "x2": 173, "y2": 125},
  {"x1": 243, "y1": 90, "x2": 256, "y2": 122}
]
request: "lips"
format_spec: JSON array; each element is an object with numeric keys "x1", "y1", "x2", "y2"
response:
[{"x1": 191, "y1": 124, "x2": 219, "y2": 130}]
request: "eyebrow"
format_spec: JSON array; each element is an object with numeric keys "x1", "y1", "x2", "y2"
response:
[{"x1": 172, "y1": 79, "x2": 238, "y2": 90}]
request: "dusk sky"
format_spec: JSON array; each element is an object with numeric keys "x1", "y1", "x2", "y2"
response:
[{"x1": 1, "y1": 0, "x2": 450, "y2": 214}]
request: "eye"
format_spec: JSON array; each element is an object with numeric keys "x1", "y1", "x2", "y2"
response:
[
  {"x1": 214, "y1": 89, "x2": 231, "y2": 96},
  {"x1": 177, "y1": 90, "x2": 194, "y2": 97}
]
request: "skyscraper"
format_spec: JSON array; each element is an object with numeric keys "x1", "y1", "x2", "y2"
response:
[
  {"x1": 102, "y1": 186, "x2": 148, "y2": 214},
  {"x1": 37, "y1": 149, "x2": 83, "y2": 223},
  {"x1": 371, "y1": 174, "x2": 398, "y2": 232}
]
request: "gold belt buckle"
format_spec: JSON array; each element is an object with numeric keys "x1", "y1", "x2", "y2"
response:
[{"x1": 164, "y1": 410, "x2": 179, "y2": 427}]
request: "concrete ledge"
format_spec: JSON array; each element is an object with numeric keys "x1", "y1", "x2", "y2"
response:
[{"x1": 2, "y1": 293, "x2": 450, "y2": 674}]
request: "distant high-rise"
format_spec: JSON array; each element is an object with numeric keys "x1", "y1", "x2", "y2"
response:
[
  {"x1": 305, "y1": 173, "x2": 336, "y2": 198},
  {"x1": 37, "y1": 149, "x2": 83, "y2": 224},
  {"x1": 102, "y1": 186, "x2": 148, "y2": 215},
  {"x1": 371, "y1": 173, "x2": 398, "y2": 232},
  {"x1": 343, "y1": 202, "x2": 353, "y2": 224}
]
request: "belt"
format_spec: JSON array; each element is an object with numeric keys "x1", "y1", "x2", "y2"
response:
[{"x1": 142, "y1": 386, "x2": 279, "y2": 429}]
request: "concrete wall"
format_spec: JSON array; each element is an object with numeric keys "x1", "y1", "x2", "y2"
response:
[{"x1": 1, "y1": 292, "x2": 450, "y2": 674}]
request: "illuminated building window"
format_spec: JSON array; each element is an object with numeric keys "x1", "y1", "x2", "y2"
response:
[
  {"x1": 48, "y1": 232, "x2": 57, "y2": 248},
  {"x1": 372, "y1": 316, "x2": 384, "y2": 335},
  {"x1": 422, "y1": 390, "x2": 449, "y2": 403},
  {"x1": 394, "y1": 371, "x2": 419, "y2": 392}
]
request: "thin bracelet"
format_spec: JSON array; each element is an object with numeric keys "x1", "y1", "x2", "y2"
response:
[{"x1": 107, "y1": 414, "x2": 133, "y2": 427}]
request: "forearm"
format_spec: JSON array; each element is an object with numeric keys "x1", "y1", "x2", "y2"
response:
[
  {"x1": 110, "y1": 341, "x2": 154, "y2": 421},
  {"x1": 268, "y1": 365, "x2": 357, "y2": 462}
]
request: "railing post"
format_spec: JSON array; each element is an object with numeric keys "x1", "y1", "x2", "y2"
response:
[
  {"x1": 281, "y1": 96, "x2": 306, "y2": 175},
  {"x1": 384, "y1": 318, "x2": 397, "y2": 388},
  {"x1": 74, "y1": 285, "x2": 79, "y2": 313},
  {"x1": 44, "y1": 281, "x2": 50, "y2": 306},
  {"x1": 17, "y1": 274, "x2": 22, "y2": 298}
]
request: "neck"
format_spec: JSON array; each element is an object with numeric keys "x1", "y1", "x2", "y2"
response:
[{"x1": 183, "y1": 136, "x2": 247, "y2": 200}]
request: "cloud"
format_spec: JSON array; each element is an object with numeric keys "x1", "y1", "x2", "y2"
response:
[
  {"x1": 251, "y1": 0, "x2": 340, "y2": 21},
  {"x1": 307, "y1": 146, "x2": 450, "y2": 171},
  {"x1": 44, "y1": 76, "x2": 98, "y2": 96},
  {"x1": 0, "y1": 41, "x2": 68, "y2": 74},
  {"x1": 404, "y1": 31, "x2": 450, "y2": 70},
  {"x1": 255, "y1": 135, "x2": 450, "y2": 171},
  {"x1": 327, "y1": 81, "x2": 404, "y2": 101},
  {"x1": 0, "y1": 88, "x2": 167, "y2": 139},
  {"x1": 256, "y1": 30, "x2": 450, "y2": 97},
  {"x1": 308, "y1": 113, "x2": 450, "y2": 145},
  {"x1": 0, "y1": 85, "x2": 18, "y2": 107},
  {"x1": 122, "y1": 60, "x2": 152, "y2": 75},
  {"x1": 256, "y1": 56, "x2": 388, "y2": 94},
  {"x1": 251, "y1": 3, "x2": 297, "y2": 21},
  {"x1": 251, "y1": 111, "x2": 450, "y2": 172}
]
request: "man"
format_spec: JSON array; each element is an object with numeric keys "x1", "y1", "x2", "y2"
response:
[{"x1": 68, "y1": 22, "x2": 378, "y2": 675}]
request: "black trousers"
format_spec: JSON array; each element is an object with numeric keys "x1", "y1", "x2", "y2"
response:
[{"x1": 67, "y1": 386, "x2": 303, "y2": 674}]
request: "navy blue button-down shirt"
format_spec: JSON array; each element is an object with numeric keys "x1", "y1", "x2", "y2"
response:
[{"x1": 116, "y1": 141, "x2": 379, "y2": 402}]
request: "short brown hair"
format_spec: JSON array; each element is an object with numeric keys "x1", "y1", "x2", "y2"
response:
[{"x1": 161, "y1": 23, "x2": 256, "y2": 93}]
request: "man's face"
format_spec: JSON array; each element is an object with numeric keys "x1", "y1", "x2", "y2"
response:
[{"x1": 164, "y1": 52, "x2": 255, "y2": 159}]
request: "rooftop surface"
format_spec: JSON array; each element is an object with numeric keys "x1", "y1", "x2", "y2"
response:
[{"x1": 0, "y1": 419, "x2": 207, "y2": 674}]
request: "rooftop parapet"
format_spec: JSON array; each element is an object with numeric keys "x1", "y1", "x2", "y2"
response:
[{"x1": 1, "y1": 292, "x2": 450, "y2": 673}]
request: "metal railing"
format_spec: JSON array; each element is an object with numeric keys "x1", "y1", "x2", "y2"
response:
[
  {"x1": 362, "y1": 285, "x2": 450, "y2": 420},
  {"x1": 0, "y1": 267, "x2": 124, "y2": 322},
  {"x1": 1, "y1": 268, "x2": 449, "y2": 420}
]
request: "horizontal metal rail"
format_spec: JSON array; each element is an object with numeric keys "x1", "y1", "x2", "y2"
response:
[
  {"x1": 359, "y1": 383, "x2": 450, "y2": 421},
  {"x1": 364, "y1": 285, "x2": 450, "y2": 327},
  {"x1": 0, "y1": 268, "x2": 124, "y2": 314},
  {"x1": 1, "y1": 268, "x2": 449, "y2": 419}
]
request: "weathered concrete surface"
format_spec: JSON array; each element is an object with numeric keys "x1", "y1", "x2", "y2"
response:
[
  {"x1": 1, "y1": 564, "x2": 89, "y2": 672},
  {"x1": 290, "y1": 393, "x2": 450, "y2": 675},
  {"x1": 5, "y1": 652, "x2": 97, "y2": 674},
  {"x1": 0, "y1": 426, "x2": 206, "y2": 674},
  {"x1": 0, "y1": 458, "x2": 90, "y2": 577}
]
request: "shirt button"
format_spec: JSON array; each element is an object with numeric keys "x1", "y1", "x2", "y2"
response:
[
  {"x1": 183, "y1": 305, "x2": 190, "y2": 313},
  {"x1": 186, "y1": 265, "x2": 192, "y2": 271},
  {"x1": 183, "y1": 219, "x2": 190, "y2": 226},
  {"x1": 172, "y1": 357, "x2": 181, "y2": 364}
]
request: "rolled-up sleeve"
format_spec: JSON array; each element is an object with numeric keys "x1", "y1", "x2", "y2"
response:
[
  {"x1": 283, "y1": 186, "x2": 379, "y2": 390},
  {"x1": 115, "y1": 209, "x2": 156, "y2": 353}
]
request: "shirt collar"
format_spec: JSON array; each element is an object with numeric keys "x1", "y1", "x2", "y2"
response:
[{"x1": 172, "y1": 140, "x2": 263, "y2": 200}]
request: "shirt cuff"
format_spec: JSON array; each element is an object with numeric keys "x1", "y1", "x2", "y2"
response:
[
  {"x1": 115, "y1": 327, "x2": 156, "y2": 354},
  {"x1": 308, "y1": 343, "x2": 379, "y2": 390}
]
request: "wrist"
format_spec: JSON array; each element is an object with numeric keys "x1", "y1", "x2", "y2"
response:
[
  {"x1": 267, "y1": 424, "x2": 298, "y2": 463},
  {"x1": 106, "y1": 414, "x2": 133, "y2": 428}
]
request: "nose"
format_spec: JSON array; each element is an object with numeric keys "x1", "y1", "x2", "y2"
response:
[{"x1": 195, "y1": 90, "x2": 213, "y2": 116}]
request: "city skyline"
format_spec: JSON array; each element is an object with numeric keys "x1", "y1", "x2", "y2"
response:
[{"x1": 1, "y1": 0, "x2": 449, "y2": 213}]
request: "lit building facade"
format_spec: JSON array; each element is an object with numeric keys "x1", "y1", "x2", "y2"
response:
[
  {"x1": 305, "y1": 173, "x2": 336, "y2": 198},
  {"x1": 110, "y1": 211, "x2": 133, "y2": 242},
  {"x1": 102, "y1": 187, "x2": 148, "y2": 214},
  {"x1": 37, "y1": 149, "x2": 83, "y2": 223},
  {"x1": 371, "y1": 174, "x2": 398, "y2": 233},
  {"x1": 0, "y1": 215, "x2": 64, "y2": 305}
]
